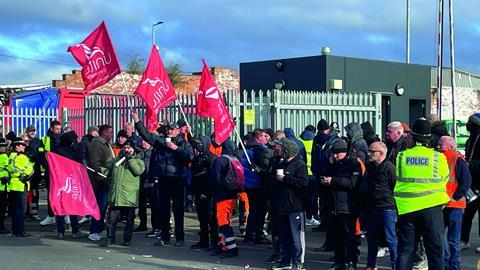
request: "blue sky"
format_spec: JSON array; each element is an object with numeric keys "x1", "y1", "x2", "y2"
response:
[{"x1": 0, "y1": 0, "x2": 478, "y2": 84}]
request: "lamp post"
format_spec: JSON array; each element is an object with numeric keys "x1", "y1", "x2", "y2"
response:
[{"x1": 152, "y1": 21, "x2": 164, "y2": 45}]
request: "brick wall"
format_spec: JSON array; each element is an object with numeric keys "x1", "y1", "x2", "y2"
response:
[
  {"x1": 431, "y1": 87, "x2": 480, "y2": 120},
  {"x1": 52, "y1": 67, "x2": 239, "y2": 94}
]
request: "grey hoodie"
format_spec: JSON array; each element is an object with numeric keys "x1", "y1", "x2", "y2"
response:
[{"x1": 344, "y1": 122, "x2": 368, "y2": 161}]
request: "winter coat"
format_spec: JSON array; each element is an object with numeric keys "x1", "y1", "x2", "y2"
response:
[
  {"x1": 284, "y1": 128, "x2": 307, "y2": 162},
  {"x1": 57, "y1": 132, "x2": 82, "y2": 163},
  {"x1": 365, "y1": 159, "x2": 396, "y2": 210},
  {"x1": 135, "y1": 121, "x2": 193, "y2": 182},
  {"x1": 88, "y1": 136, "x2": 114, "y2": 191},
  {"x1": 361, "y1": 121, "x2": 380, "y2": 146},
  {"x1": 246, "y1": 140, "x2": 274, "y2": 181},
  {"x1": 345, "y1": 122, "x2": 368, "y2": 162},
  {"x1": 211, "y1": 142, "x2": 240, "y2": 202},
  {"x1": 311, "y1": 131, "x2": 339, "y2": 177},
  {"x1": 269, "y1": 156, "x2": 308, "y2": 214},
  {"x1": 327, "y1": 157, "x2": 362, "y2": 214},
  {"x1": 79, "y1": 134, "x2": 95, "y2": 166},
  {"x1": 386, "y1": 136, "x2": 408, "y2": 166},
  {"x1": 103, "y1": 153, "x2": 145, "y2": 207},
  {"x1": 191, "y1": 136, "x2": 217, "y2": 196}
]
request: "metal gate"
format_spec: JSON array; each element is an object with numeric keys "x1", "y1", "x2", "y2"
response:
[{"x1": 63, "y1": 89, "x2": 382, "y2": 142}]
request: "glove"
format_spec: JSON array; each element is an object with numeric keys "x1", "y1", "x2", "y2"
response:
[{"x1": 123, "y1": 151, "x2": 132, "y2": 160}]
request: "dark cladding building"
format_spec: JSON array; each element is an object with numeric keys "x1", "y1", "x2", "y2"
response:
[{"x1": 240, "y1": 53, "x2": 432, "y2": 130}]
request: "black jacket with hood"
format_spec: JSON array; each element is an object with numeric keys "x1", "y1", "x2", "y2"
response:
[
  {"x1": 345, "y1": 122, "x2": 368, "y2": 162},
  {"x1": 211, "y1": 140, "x2": 241, "y2": 202},
  {"x1": 57, "y1": 132, "x2": 82, "y2": 163},
  {"x1": 269, "y1": 155, "x2": 308, "y2": 214},
  {"x1": 360, "y1": 121, "x2": 380, "y2": 146},
  {"x1": 326, "y1": 156, "x2": 362, "y2": 214},
  {"x1": 191, "y1": 136, "x2": 217, "y2": 196}
]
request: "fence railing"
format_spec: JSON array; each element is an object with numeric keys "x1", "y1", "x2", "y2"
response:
[{"x1": 0, "y1": 107, "x2": 59, "y2": 137}]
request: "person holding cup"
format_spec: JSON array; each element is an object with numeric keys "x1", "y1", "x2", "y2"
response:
[{"x1": 268, "y1": 138, "x2": 308, "y2": 270}]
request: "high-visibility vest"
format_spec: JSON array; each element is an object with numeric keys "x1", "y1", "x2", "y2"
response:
[
  {"x1": 297, "y1": 137, "x2": 313, "y2": 176},
  {"x1": 41, "y1": 136, "x2": 51, "y2": 152},
  {"x1": 443, "y1": 150, "x2": 467, "y2": 208},
  {"x1": 394, "y1": 145, "x2": 450, "y2": 215},
  {"x1": 0, "y1": 153, "x2": 9, "y2": 191},
  {"x1": 209, "y1": 144, "x2": 222, "y2": 158},
  {"x1": 7, "y1": 151, "x2": 34, "y2": 192}
]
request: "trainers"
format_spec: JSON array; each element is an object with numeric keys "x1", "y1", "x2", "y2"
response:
[
  {"x1": 461, "y1": 241, "x2": 470, "y2": 250},
  {"x1": 272, "y1": 261, "x2": 293, "y2": 270},
  {"x1": 292, "y1": 263, "x2": 305, "y2": 270},
  {"x1": 72, "y1": 231, "x2": 86, "y2": 239},
  {"x1": 412, "y1": 260, "x2": 428, "y2": 270},
  {"x1": 266, "y1": 253, "x2": 283, "y2": 264},
  {"x1": 146, "y1": 229, "x2": 160, "y2": 238},
  {"x1": 78, "y1": 216, "x2": 91, "y2": 225},
  {"x1": 88, "y1": 233, "x2": 102, "y2": 242},
  {"x1": 346, "y1": 263, "x2": 357, "y2": 270},
  {"x1": 57, "y1": 232, "x2": 65, "y2": 240},
  {"x1": 40, "y1": 216, "x2": 55, "y2": 226},
  {"x1": 376, "y1": 247, "x2": 389, "y2": 258},
  {"x1": 475, "y1": 246, "x2": 480, "y2": 253},
  {"x1": 305, "y1": 218, "x2": 320, "y2": 226}
]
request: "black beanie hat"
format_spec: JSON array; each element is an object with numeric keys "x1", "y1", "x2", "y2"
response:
[{"x1": 317, "y1": 119, "x2": 329, "y2": 131}]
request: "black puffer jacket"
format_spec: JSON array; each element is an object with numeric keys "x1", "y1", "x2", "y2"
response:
[
  {"x1": 79, "y1": 134, "x2": 96, "y2": 166},
  {"x1": 365, "y1": 159, "x2": 396, "y2": 210},
  {"x1": 269, "y1": 156, "x2": 308, "y2": 214},
  {"x1": 327, "y1": 157, "x2": 362, "y2": 214},
  {"x1": 135, "y1": 121, "x2": 193, "y2": 182},
  {"x1": 345, "y1": 122, "x2": 368, "y2": 162}
]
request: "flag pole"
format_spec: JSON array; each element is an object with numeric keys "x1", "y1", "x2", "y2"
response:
[
  {"x1": 175, "y1": 98, "x2": 192, "y2": 135},
  {"x1": 233, "y1": 126, "x2": 252, "y2": 165},
  {"x1": 120, "y1": 73, "x2": 133, "y2": 113}
]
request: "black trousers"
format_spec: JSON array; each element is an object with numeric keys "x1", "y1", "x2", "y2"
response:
[
  {"x1": 10, "y1": 191, "x2": 27, "y2": 235},
  {"x1": 396, "y1": 205, "x2": 445, "y2": 270},
  {"x1": 148, "y1": 184, "x2": 161, "y2": 230},
  {"x1": 245, "y1": 189, "x2": 268, "y2": 239},
  {"x1": 195, "y1": 195, "x2": 218, "y2": 245},
  {"x1": 106, "y1": 206, "x2": 135, "y2": 242},
  {"x1": 0, "y1": 191, "x2": 7, "y2": 230},
  {"x1": 332, "y1": 213, "x2": 358, "y2": 266},
  {"x1": 460, "y1": 197, "x2": 480, "y2": 243},
  {"x1": 137, "y1": 186, "x2": 148, "y2": 228},
  {"x1": 305, "y1": 176, "x2": 319, "y2": 220},
  {"x1": 158, "y1": 181, "x2": 185, "y2": 242}
]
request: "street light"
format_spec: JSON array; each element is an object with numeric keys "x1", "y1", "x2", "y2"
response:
[{"x1": 152, "y1": 21, "x2": 164, "y2": 45}]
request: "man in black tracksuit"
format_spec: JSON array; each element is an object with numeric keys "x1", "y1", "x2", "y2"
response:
[
  {"x1": 132, "y1": 112, "x2": 193, "y2": 247},
  {"x1": 320, "y1": 139, "x2": 362, "y2": 270},
  {"x1": 270, "y1": 138, "x2": 308, "y2": 270}
]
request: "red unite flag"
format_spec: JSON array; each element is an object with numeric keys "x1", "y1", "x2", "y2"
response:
[
  {"x1": 68, "y1": 21, "x2": 121, "y2": 91},
  {"x1": 47, "y1": 152, "x2": 100, "y2": 220},
  {"x1": 135, "y1": 45, "x2": 177, "y2": 126},
  {"x1": 197, "y1": 59, "x2": 235, "y2": 143}
]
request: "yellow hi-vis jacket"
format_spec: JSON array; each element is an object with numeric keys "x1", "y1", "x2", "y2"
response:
[
  {"x1": 0, "y1": 153, "x2": 9, "y2": 191},
  {"x1": 297, "y1": 137, "x2": 313, "y2": 176},
  {"x1": 7, "y1": 151, "x2": 34, "y2": 192},
  {"x1": 394, "y1": 145, "x2": 450, "y2": 215}
]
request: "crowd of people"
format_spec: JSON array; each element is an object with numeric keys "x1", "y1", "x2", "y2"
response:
[{"x1": 1, "y1": 111, "x2": 480, "y2": 270}]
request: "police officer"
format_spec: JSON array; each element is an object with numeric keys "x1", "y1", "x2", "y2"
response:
[
  {"x1": 0, "y1": 138, "x2": 10, "y2": 234},
  {"x1": 8, "y1": 137, "x2": 34, "y2": 237},
  {"x1": 394, "y1": 118, "x2": 450, "y2": 270}
]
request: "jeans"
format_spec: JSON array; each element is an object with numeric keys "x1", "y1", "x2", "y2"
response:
[
  {"x1": 90, "y1": 190, "x2": 107, "y2": 234},
  {"x1": 396, "y1": 205, "x2": 444, "y2": 270},
  {"x1": 443, "y1": 208, "x2": 464, "y2": 270},
  {"x1": 10, "y1": 191, "x2": 27, "y2": 235},
  {"x1": 56, "y1": 215, "x2": 79, "y2": 234},
  {"x1": 366, "y1": 209, "x2": 398, "y2": 269}
]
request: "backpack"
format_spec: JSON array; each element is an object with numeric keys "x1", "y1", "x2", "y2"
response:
[{"x1": 222, "y1": 155, "x2": 245, "y2": 192}]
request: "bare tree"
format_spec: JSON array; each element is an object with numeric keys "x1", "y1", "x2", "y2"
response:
[{"x1": 125, "y1": 55, "x2": 145, "y2": 74}]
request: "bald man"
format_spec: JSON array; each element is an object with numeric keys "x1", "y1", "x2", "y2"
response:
[
  {"x1": 438, "y1": 136, "x2": 471, "y2": 270},
  {"x1": 364, "y1": 141, "x2": 397, "y2": 270}
]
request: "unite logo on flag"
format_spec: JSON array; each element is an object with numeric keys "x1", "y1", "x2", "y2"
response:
[
  {"x1": 141, "y1": 77, "x2": 172, "y2": 112},
  {"x1": 135, "y1": 45, "x2": 177, "y2": 126},
  {"x1": 74, "y1": 43, "x2": 114, "y2": 79}
]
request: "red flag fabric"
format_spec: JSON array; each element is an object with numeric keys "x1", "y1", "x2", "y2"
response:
[
  {"x1": 197, "y1": 59, "x2": 235, "y2": 143},
  {"x1": 135, "y1": 45, "x2": 177, "y2": 126},
  {"x1": 47, "y1": 152, "x2": 100, "y2": 220},
  {"x1": 68, "y1": 21, "x2": 121, "y2": 91}
]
